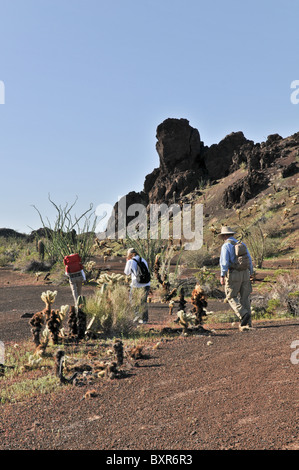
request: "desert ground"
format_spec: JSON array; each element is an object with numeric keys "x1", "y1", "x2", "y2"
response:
[{"x1": 0, "y1": 257, "x2": 299, "y2": 452}]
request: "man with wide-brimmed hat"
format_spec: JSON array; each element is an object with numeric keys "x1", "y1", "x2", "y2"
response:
[{"x1": 219, "y1": 226, "x2": 254, "y2": 331}]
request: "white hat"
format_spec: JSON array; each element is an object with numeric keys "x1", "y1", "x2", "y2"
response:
[
  {"x1": 127, "y1": 247, "x2": 137, "y2": 256},
  {"x1": 219, "y1": 226, "x2": 236, "y2": 237}
]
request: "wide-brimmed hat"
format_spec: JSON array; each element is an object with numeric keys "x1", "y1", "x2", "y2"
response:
[
  {"x1": 127, "y1": 247, "x2": 137, "y2": 256},
  {"x1": 218, "y1": 226, "x2": 236, "y2": 237}
]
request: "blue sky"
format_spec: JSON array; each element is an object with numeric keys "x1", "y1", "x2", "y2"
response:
[{"x1": 0, "y1": 0, "x2": 298, "y2": 233}]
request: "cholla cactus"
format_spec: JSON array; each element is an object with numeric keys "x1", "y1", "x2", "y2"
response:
[
  {"x1": 41, "y1": 290, "x2": 57, "y2": 315},
  {"x1": 283, "y1": 208, "x2": 291, "y2": 220},
  {"x1": 37, "y1": 240, "x2": 45, "y2": 261},
  {"x1": 191, "y1": 284, "x2": 208, "y2": 325},
  {"x1": 34, "y1": 326, "x2": 50, "y2": 356},
  {"x1": 47, "y1": 310, "x2": 62, "y2": 344},
  {"x1": 29, "y1": 311, "x2": 45, "y2": 346},
  {"x1": 59, "y1": 305, "x2": 69, "y2": 322},
  {"x1": 176, "y1": 310, "x2": 196, "y2": 333},
  {"x1": 85, "y1": 260, "x2": 96, "y2": 271},
  {"x1": 42, "y1": 325, "x2": 50, "y2": 342},
  {"x1": 96, "y1": 273, "x2": 125, "y2": 286},
  {"x1": 236, "y1": 209, "x2": 241, "y2": 220},
  {"x1": 96, "y1": 273, "x2": 125, "y2": 294},
  {"x1": 169, "y1": 300, "x2": 175, "y2": 315},
  {"x1": 26, "y1": 355, "x2": 42, "y2": 369}
]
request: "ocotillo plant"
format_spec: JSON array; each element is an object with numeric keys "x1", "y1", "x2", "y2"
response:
[{"x1": 32, "y1": 195, "x2": 97, "y2": 264}]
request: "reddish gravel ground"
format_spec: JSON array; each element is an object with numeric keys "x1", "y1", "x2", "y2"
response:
[{"x1": 0, "y1": 264, "x2": 299, "y2": 453}]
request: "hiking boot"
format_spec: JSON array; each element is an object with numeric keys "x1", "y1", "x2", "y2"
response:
[
  {"x1": 240, "y1": 312, "x2": 250, "y2": 327},
  {"x1": 239, "y1": 324, "x2": 250, "y2": 332}
]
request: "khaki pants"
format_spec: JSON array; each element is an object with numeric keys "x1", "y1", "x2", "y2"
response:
[
  {"x1": 225, "y1": 269, "x2": 252, "y2": 323},
  {"x1": 69, "y1": 273, "x2": 83, "y2": 307},
  {"x1": 130, "y1": 285, "x2": 150, "y2": 322}
]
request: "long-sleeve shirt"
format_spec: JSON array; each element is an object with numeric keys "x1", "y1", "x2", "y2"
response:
[
  {"x1": 124, "y1": 255, "x2": 151, "y2": 288},
  {"x1": 220, "y1": 237, "x2": 253, "y2": 277}
]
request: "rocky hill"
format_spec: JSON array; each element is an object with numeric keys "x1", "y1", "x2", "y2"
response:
[{"x1": 105, "y1": 118, "x2": 298, "y2": 248}]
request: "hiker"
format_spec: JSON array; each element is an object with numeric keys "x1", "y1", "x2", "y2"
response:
[
  {"x1": 124, "y1": 248, "x2": 151, "y2": 324},
  {"x1": 63, "y1": 253, "x2": 86, "y2": 308},
  {"x1": 219, "y1": 226, "x2": 254, "y2": 331}
]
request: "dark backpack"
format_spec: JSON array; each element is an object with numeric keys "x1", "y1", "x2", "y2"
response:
[{"x1": 133, "y1": 257, "x2": 151, "y2": 284}]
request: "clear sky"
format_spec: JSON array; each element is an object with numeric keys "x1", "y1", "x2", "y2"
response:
[{"x1": 0, "y1": 0, "x2": 298, "y2": 233}]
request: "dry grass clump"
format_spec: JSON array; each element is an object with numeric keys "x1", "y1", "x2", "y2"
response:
[{"x1": 85, "y1": 284, "x2": 137, "y2": 338}]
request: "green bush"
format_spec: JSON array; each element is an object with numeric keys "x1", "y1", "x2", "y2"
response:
[{"x1": 266, "y1": 298, "x2": 281, "y2": 315}]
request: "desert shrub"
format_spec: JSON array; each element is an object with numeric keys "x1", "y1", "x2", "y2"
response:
[
  {"x1": 262, "y1": 273, "x2": 299, "y2": 317},
  {"x1": 85, "y1": 284, "x2": 137, "y2": 337},
  {"x1": 287, "y1": 291, "x2": 299, "y2": 316},
  {"x1": 85, "y1": 292, "x2": 113, "y2": 336},
  {"x1": 0, "y1": 254, "x2": 12, "y2": 267},
  {"x1": 266, "y1": 299, "x2": 281, "y2": 314},
  {"x1": 183, "y1": 248, "x2": 217, "y2": 269},
  {"x1": 240, "y1": 222, "x2": 265, "y2": 268},
  {"x1": 263, "y1": 238, "x2": 278, "y2": 259},
  {"x1": 0, "y1": 237, "x2": 25, "y2": 266},
  {"x1": 194, "y1": 267, "x2": 218, "y2": 292},
  {"x1": 23, "y1": 260, "x2": 53, "y2": 273}
]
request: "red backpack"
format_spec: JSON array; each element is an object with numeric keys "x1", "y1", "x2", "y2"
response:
[{"x1": 63, "y1": 253, "x2": 83, "y2": 274}]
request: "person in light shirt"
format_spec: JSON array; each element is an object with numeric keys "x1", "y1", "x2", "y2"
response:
[
  {"x1": 219, "y1": 226, "x2": 254, "y2": 331},
  {"x1": 124, "y1": 248, "x2": 150, "y2": 324}
]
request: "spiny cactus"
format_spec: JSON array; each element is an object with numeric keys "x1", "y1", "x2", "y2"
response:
[
  {"x1": 77, "y1": 296, "x2": 86, "y2": 309},
  {"x1": 191, "y1": 284, "x2": 208, "y2": 325},
  {"x1": 176, "y1": 310, "x2": 196, "y2": 333},
  {"x1": 113, "y1": 339, "x2": 123, "y2": 366},
  {"x1": 41, "y1": 290, "x2": 57, "y2": 318},
  {"x1": 178, "y1": 287, "x2": 187, "y2": 312},
  {"x1": 29, "y1": 311, "x2": 45, "y2": 346},
  {"x1": 96, "y1": 273, "x2": 125, "y2": 287},
  {"x1": 68, "y1": 306, "x2": 78, "y2": 337},
  {"x1": 37, "y1": 240, "x2": 45, "y2": 261},
  {"x1": 59, "y1": 305, "x2": 69, "y2": 321},
  {"x1": 169, "y1": 300, "x2": 175, "y2": 315},
  {"x1": 25, "y1": 355, "x2": 42, "y2": 370},
  {"x1": 47, "y1": 310, "x2": 62, "y2": 344}
]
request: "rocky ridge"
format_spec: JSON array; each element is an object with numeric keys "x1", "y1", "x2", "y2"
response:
[{"x1": 105, "y1": 118, "x2": 298, "y2": 236}]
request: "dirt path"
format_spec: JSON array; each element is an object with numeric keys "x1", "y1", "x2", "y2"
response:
[
  {"x1": 0, "y1": 267, "x2": 299, "y2": 451},
  {"x1": 1, "y1": 319, "x2": 299, "y2": 451}
]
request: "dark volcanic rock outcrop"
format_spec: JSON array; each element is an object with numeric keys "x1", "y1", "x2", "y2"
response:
[
  {"x1": 103, "y1": 119, "x2": 298, "y2": 237},
  {"x1": 156, "y1": 118, "x2": 203, "y2": 172},
  {"x1": 222, "y1": 170, "x2": 269, "y2": 208},
  {"x1": 144, "y1": 118, "x2": 207, "y2": 203},
  {"x1": 204, "y1": 131, "x2": 251, "y2": 179}
]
